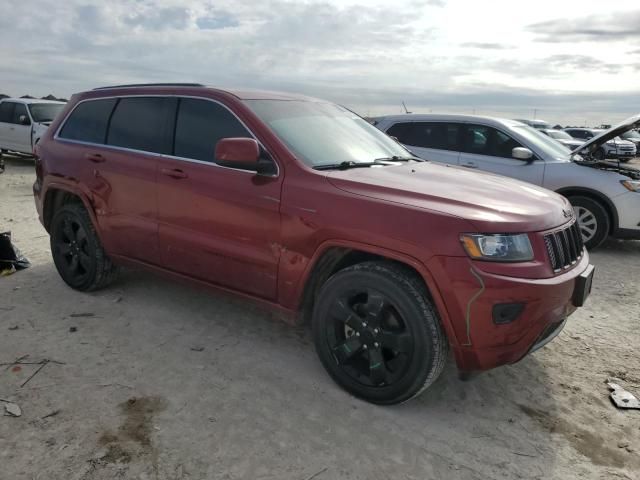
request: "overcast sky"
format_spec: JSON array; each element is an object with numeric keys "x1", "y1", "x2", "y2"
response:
[{"x1": 1, "y1": 0, "x2": 639, "y2": 125}]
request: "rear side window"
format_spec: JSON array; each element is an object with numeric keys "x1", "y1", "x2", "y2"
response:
[
  {"x1": 392, "y1": 122, "x2": 461, "y2": 151},
  {"x1": 386, "y1": 122, "x2": 412, "y2": 141},
  {"x1": 59, "y1": 99, "x2": 117, "y2": 144},
  {"x1": 107, "y1": 97, "x2": 174, "y2": 154},
  {"x1": 174, "y1": 98, "x2": 251, "y2": 162},
  {"x1": 0, "y1": 102, "x2": 15, "y2": 123}
]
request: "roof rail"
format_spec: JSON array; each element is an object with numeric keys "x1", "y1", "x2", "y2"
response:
[{"x1": 93, "y1": 83, "x2": 205, "y2": 90}]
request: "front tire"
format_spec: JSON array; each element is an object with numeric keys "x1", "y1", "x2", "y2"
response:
[
  {"x1": 568, "y1": 196, "x2": 610, "y2": 250},
  {"x1": 50, "y1": 203, "x2": 119, "y2": 291},
  {"x1": 312, "y1": 262, "x2": 448, "y2": 405},
  {"x1": 593, "y1": 148, "x2": 606, "y2": 160}
]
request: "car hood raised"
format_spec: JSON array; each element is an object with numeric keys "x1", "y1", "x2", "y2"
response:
[
  {"x1": 571, "y1": 113, "x2": 640, "y2": 155},
  {"x1": 326, "y1": 162, "x2": 572, "y2": 233}
]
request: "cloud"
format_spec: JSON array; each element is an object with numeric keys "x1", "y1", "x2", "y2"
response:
[
  {"x1": 460, "y1": 42, "x2": 513, "y2": 50},
  {"x1": 527, "y1": 10, "x2": 640, "y2": 42},
  {"x1": 196, "y1": 11, "x2": 239, "y2": 30},
  {"x1": 123, "y1": 6, "x2": 191, "y2": 31}
]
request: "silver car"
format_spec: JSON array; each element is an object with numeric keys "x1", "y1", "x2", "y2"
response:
[
  {"x1": 373, "y1": 113, "x2": 640, "y2": 249},
  {"x1": 564, "y1": 127, "x2": 636, "y2": 162}
]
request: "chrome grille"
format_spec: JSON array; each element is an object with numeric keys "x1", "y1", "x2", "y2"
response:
[{"x1": 544, "y1": 222, "x2": 584, "y2": 272}]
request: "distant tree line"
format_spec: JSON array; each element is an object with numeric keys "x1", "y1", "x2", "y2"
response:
[{"x1": 0, "y1": 93, "x2": 68, "y2": 102}]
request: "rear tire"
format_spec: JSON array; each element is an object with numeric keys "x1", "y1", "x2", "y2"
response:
[
  {"x1": 568, "y1": 196, "x2": 610, "y2": 250},
  {"x1": 312, "y1": 261, "x2": 448, "y2": 405},
  {"x1": 50, "y1": 204, "x2": 119, "y2": 291}
]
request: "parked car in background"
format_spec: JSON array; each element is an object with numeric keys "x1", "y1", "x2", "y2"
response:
[
  {"x1": 620, "y1": 129, "x2": 640, "y2": 150},
  {"x1": 33, "y1": 83, "x2": 595, "y2": 405},
  {"x1": 373, "y1": 114, "x2": 640, "y2": 249},
  {"x1": 564, "y1": 127, "x2": 636, "y2": 161},
  {"x1": 541, "y1": 129, "x2": 584, "y2": 150},
  {"x1": 0, "y1": 98, "x2": 66, "y2": 155},
  {"x1": 513, "y1": 118, "x2": 551, "y2": 130}
]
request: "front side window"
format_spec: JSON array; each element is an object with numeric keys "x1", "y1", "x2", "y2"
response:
[
  {"x1": 59, "y1": 99, "x2": 117, "y2": 144},
  {"x1": 245, "y1": 100, "x2": 411, "y2": 167},
  {"x1": 548, "y1": 130, "x2": 573, "y2": 140},
  {"x1": 174, "y1": 98, "x2": 251, "y2": 162},
  {"x1": 12, "y1": 103, "x2": 29, "y2": 125},
  {"x1": 0, "y1": 102, "x2": 15, "y2": 123},
  {"x1": 462, "y1": 125, "x2": 524, "y2": 159},
  {"x1": 107, "y1": 97, "x2": 174, "y2": 154}
]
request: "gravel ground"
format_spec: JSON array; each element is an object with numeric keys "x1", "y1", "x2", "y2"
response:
[{"x1": 1, "y1": 155, "x2": 639, "y2": 480}]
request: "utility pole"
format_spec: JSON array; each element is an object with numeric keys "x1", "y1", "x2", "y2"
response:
[{"x1": 533, "y1": 109, "x2": 537, "y2": 119}]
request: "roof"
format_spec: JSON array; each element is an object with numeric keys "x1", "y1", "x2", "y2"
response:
[
  {"x1": 373, "y1": 113, "x2": 526, "y2": 128},
  {"x1": 0, "y1": 97, "x2": 66, "y2": 105},
  {"x1": 86, "y1": 83, "x2": 324, "y2": 102}
]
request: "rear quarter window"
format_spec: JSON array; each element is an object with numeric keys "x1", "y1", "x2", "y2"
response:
[
  {"x1": 0, "y1": 102, "x2": 16, "y2": 123},
  {"x1": 59, "y1": 99, "x2": 117, "y2": 144}
]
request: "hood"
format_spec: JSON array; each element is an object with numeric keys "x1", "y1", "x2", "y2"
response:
[
  {"x1": 326, "y1": 162, "x2": 573, "y2": 233},
  {"x1": 571, "y1": 113, "x2": 640, "y2": 155}
]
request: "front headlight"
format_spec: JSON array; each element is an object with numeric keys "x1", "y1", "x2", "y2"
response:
[
  {"x1": 621, "y1": 180, "x2": 640, "y2": 192},
  {"x1": 461, "y1": 233, "x2": 534, "y2": 262}
]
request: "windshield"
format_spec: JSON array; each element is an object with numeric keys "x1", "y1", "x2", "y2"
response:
[
  {"x1": 28, "y1": 103, "x2": 65, "y2": 123},
  {"x1": 513, "y1": 125, "x2": 572, "y2": 158},
  {"x1": 622, "y1": 130, "x2": 640, "y2": 140},
  {"x1": 547, "y1": 130, "x2": 572, "y2": 140},
  {"x1": 244, "y1": 100, "x2": 412, "y2": 167}
]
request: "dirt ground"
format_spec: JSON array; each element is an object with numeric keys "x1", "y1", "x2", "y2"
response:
[{"x1": 1, "y1": 155, "x2": 639, "y2": 480}]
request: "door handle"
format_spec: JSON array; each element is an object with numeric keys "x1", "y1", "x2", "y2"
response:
[
  {"x1": 160, "y1": 167, "x2": 188, "y2": 179},
  {"x1": 85, "y1": 153, "x2": 106, "y2": 163},
  {"x1": 461, "y1": 162, "x2": 478, "y2": 169}
]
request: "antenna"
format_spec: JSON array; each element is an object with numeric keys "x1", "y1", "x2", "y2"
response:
[{"x1": 402, "y1": 101, "x2": 412, "y2": 114}]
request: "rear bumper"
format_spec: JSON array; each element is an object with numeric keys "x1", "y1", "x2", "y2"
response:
[{"x1": 428, "y1": 253, "x2": 592, "y2": 372}]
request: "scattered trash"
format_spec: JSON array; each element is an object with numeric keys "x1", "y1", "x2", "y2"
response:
[
  {"x1": 113, "y1": 296, "x2": 123, "y2": 303},
  {"x1": 607, "y1": 379, "x2": 640, "y2": 409},
  {"x1": 8, "y1": 325, "x2": 18, "y2": 331},
  {"x1": 20, "y1": 360, "x2": 50, "y2": 388},
  {"x1": 11, "y1": 365, "x2": 21, "y2": 373},
  {"x1": 69, "y1": 313, "x2": 94, "y2": 318},
  {"x1": 0, "y1": 232, "x2": 30, "y2": 274},
  {"x1": 190, "y1": 346, "x2": 205, "y2": 352},
  {"x1": 3, "y1": 401, "x2": 22, "y2": 417},
  {"x1": 69, "y1": 327, "x2": 77, "y2": 333},
  {"x1": 618, "y1": 441, "x2": 630, "y2": 449}
]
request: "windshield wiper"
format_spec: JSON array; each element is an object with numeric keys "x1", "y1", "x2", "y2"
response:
[
  {"x1": 313, "y1": 161, "x2": 384, "y2": 171},
  {"x1": 374, "y1": 155, "x2": 424, "y2": 162}
]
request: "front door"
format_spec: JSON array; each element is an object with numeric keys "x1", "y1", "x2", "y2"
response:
[
  {"x1": 0, "y1": 102, "x2": 32, "y2": 153},
  {"x1": 156, "y1": 97, "x2": 282, "y2": 300},
  {"x1": 458, "y1": 124, "x2": 545, "y2": 185}
]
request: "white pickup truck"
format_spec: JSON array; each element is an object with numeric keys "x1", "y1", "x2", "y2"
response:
[{"x1": 0, "y1": 98, "x2": 65, "y2": 155}]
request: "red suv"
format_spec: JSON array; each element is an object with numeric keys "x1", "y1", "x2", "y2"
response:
[{"x1": 33, "y1": 84, "x2": 594, "y2": 404}]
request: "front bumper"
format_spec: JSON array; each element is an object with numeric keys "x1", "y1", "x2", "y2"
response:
[{"x1": 428, "y1": 253, "x2": 592, "y2": 372}]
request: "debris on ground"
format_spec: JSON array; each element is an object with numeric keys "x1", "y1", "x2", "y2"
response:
[
  {"x1": 2, "y1": 401, "x2": 22, "y2": 417},
  {"x1": 69, "y1": 327, "x2": 77, "y2": 333},
  {"x1": 8, "y1": 325, "x2": 18, "y2": 331},
  {"x1": 607, "y1": 379, "x2": 640, "y2": 409},
  {"x1": 0, "y1": 232, "x2": 30, "y2": 275},
  {"x1": 190, "y1": 346, "x2": 205, "y2": 352},
  {"x1": 69, "y1": 313, "x2": 94, "y2": 318},
  {"x1": 41, "y1": 409, "x2": 61, "y2": 420}
]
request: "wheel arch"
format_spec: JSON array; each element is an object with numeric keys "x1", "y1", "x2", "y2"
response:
[
  {"x1": 43, "y1": 185, "x2": 99, "y2": 233},
  {"x1": 296, "y1": 241, "x2": 456, "y2": 346},
  {"x1": 556, "y1": 186, "x2": 618, "y2": 233}
]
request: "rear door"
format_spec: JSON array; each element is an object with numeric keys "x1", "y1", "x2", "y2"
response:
[
  {"x1": 0, "y1": 101, "x2": 15, "y2": 149},
  {"x1": 57, "y1": 97, "x2": 165, "y2": 264},
  {"x1": 458, "y1": 124, "x2": 545, "y2": 185},
  {"x1": 156, "y1": 97, "x2": 282, "y2": 300},
  {"x1": 386, "y1": 121, "x2": 461, "y2": 164}
]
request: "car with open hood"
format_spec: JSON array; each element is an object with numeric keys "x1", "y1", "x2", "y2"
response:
[
  {"x1": 0, "y1": 98, "x2": 66, "y2": 155},
  {"x1": 564, "y1": 127, "x2": 636, "y2": 162},
  {"x1": 33, "y1": 84, "x2": 594, "y2": 405},
  {"x1": 374, "y1": 114, "x2": 640, "y2": 249}
]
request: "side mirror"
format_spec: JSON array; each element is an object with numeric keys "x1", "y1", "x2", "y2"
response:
[
  {"x1": 512, "y1": 147, "x2": 534, "y2": 161},
  {"x1": 18, "y1": 115, "x2": 31, "y2": 126},
  {"x1": 215, "y1": 137, "x2": 260, "y2": 171}
]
